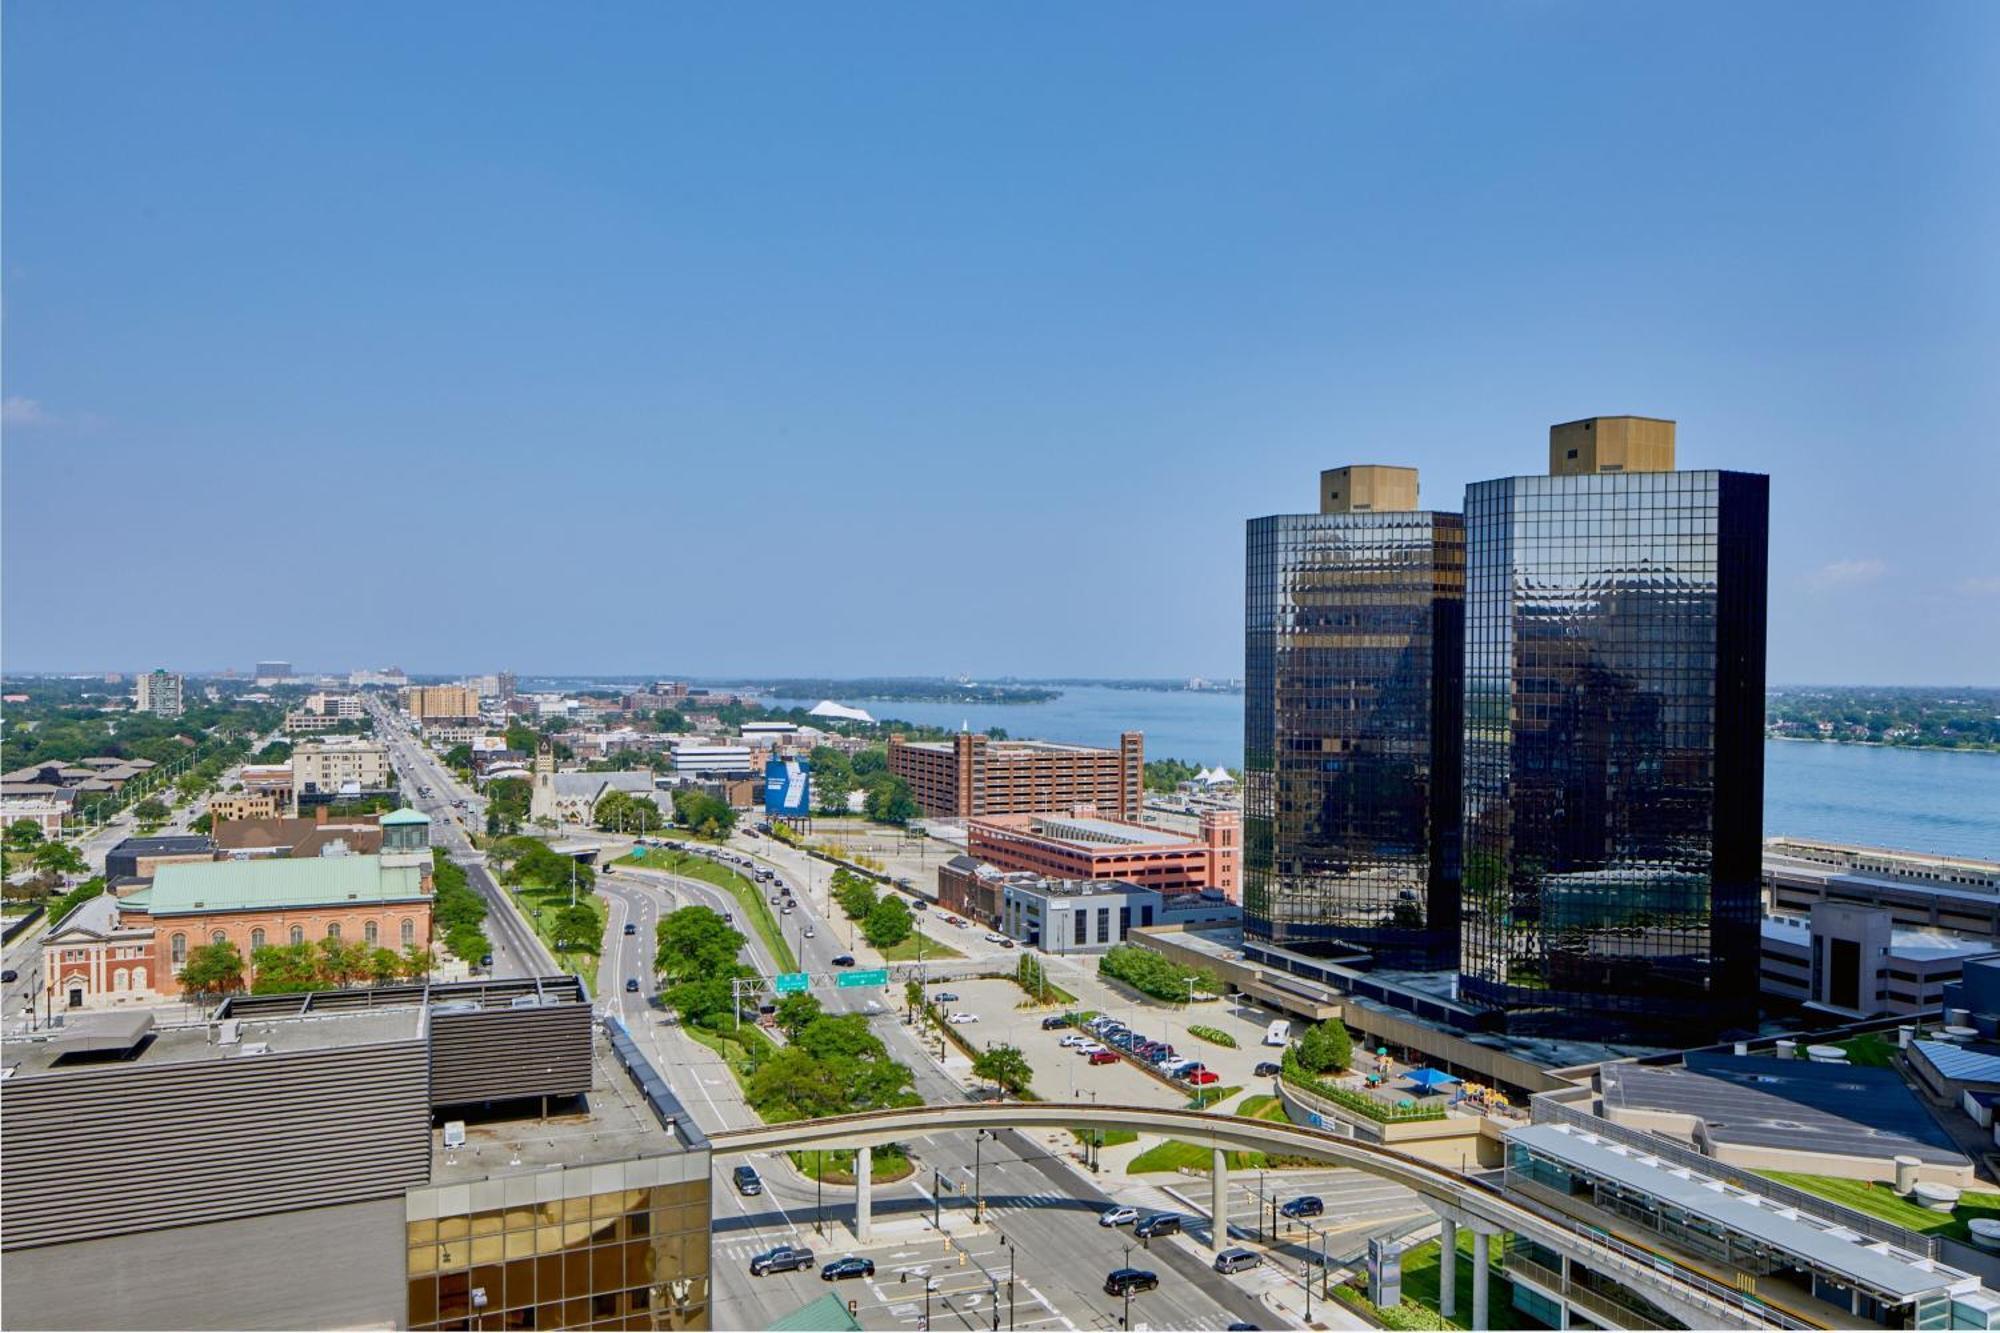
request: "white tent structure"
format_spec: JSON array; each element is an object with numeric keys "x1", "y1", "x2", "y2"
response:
[{"x1": 807, "y1": 699, "x2": 876, "y2": 724}]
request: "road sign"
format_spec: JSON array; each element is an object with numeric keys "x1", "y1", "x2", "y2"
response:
[
  {"x1": 774, "y1": 972, "x2": 810, "y2": 994},
  {"x1": 837, "y1": 968, "x2": 890, "y2": 988}
]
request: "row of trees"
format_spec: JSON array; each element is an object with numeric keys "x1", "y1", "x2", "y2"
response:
[
  {"x1": 803, "y1": 746, "x2": 920, "y2": 823},
  {"x1": 1096, "y1": 943, "x2": 1224, "y2": 1001},
  {"x1": 593, "y1": 790, "x2": 662, "y2": 834},
  {"x1": 432, "y1": 850, "x2": 492, "y2": 964},
  {"x1": 829, "y1": 868, "x2": 913, "y2": 949},
  {"x1": 669, "y1": 788, "x2": 736, "y2": 839},
  {"x1": 176, "y1": 936, "x2": 439, "y2": 999}
]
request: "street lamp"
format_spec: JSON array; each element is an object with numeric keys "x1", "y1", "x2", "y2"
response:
[
  {"x1": 1000, "y1": 1234, "x2": 1016, "y2": 1332},
  {"x1": 974, "y1": 1129, "x2": 992, "y2": 1223}
]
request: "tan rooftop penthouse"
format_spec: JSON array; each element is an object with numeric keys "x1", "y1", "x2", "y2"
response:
[
  {"x1": 1549, "y1": 415, "x2": 1676, "y2": 476},
  {"x1": 1319, "y1": 464, "x2": 1419, "y2": 514}
]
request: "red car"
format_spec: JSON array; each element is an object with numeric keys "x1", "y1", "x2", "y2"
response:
[
  {"x1": 1187, "y1": 1069, "x2": 1220, "y2": 1085},
  {"x1": 1088, "y1": 1050, "x2": 1120, "y2": 1066}
]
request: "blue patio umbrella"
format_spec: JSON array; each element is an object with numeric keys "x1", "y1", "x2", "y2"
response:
[{"x1": 1403, "y1": 1067, "x2": 1460, "y2": 1093}]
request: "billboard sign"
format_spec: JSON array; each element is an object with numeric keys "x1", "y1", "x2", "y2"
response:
[{"x1": 764, "y1": 757, "x2": 811, "y2": 817}]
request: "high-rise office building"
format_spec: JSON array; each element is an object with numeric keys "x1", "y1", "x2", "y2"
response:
[
  {"x1": 134, "y1": 669, "x2": 184, "y2": 718},
  {"x1": 1459, "y1": 417, "x2": 1768, "y2": 1038},
  {"x1": 1243, "y1": 466, "x2": 1465, "y2": 966}
]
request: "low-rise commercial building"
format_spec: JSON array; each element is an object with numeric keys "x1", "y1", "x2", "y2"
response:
[
  {"x1": 967, "y1": 809, "x2": 1239, "y2": 901},
  {"x1": 1761, "y1": 903, "x2": 2000, "y2": 1018},
  {"x1": 0, "y1": 978, "x2": 711, "y2": 1332},
  {"x1": 889, "y1": 731, "x2": 1144, "y2": 820},
  {"x1": 104, "y1": 834, "x2": 215, "y2": 884},
  {"x1": 999, "y1": 878, "x2": 1241, "y2": 953},
  {"x1": 669, "y1": 742, "x2": 753, "y2": 778},
  {"x1": 1764, "y1": 838, "x2": 2000, "y2": 935},
  {"x1": 1, "y1": 795, "x2": 69, "y2": 838}
]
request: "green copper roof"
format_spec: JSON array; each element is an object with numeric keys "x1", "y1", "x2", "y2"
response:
[
  {"x1": 380, "y1": 807, "x2": 431, "y2": 827},
  {"x1": 766, "y1": 1294, "x2": 862, "y2": 1333},
  {"x1": 146, "y1": 855, "x2": 426, "y2": 915}
]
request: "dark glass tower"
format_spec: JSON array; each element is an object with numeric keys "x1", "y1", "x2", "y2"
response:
[
  {"x1": 1459, "y1": 418, "x2": 1768, "y2": 1039},
  {"x1": 1244, "y1": 466, "x2": 1465, "y2": 967}
]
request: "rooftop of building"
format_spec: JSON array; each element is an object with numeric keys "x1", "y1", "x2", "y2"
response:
[
  {"x1": 107, "y1": 834, "x2": 215, "y2": 858},
  {"x1": 1766, "y1": 836, "x2": 2000, "y2": 874},
  {"x1": 1, "y1": 1004, "x2": 423, "y2": 1081},
  {"x1": 894, "y1": 735, "x2": 1124, "y2": 756},
  {"x1": 1003, "y1": 877, "x2": 1146, "y2": 900},
  {"x1": 1600, "y1": 1051, "x2": 1968, "y2": 1166},
  {"x1": 1760, "y1": 913, "x2": 2000, "y2": 963},
  {"x1": 131, "y1": 854, "x2": 427, "y2": 915},
  {"x1": 973, "y1": 813, "x2": 1193, "y2": 848},
  {"x1": 1508, "y1": 1121, "x2": 1976, "y2": 1304}
]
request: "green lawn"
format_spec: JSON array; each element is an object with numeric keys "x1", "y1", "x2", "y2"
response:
[
  {"x1": 1070, "y1": 1127, "x2": 1138, "y2": 1148},
  {"x1": 789, "y1": 1147, "x2": 913, "y2": 1185},
  {"x1": 1385, "y1": 1234, "x2": 1531, "y2": 1330},
  {"x1": 878, "y1": 930, "x2": 963, "y2": 963},
  {"x1": 1187, "y1": 1085, "x2": 1242, "y2": 1110},
  {"x1": 1128, "y1": 1139, "x2": 1266, "y2": 1173},
  {"x1": 1759, "y1": 1171, "x2": 2000, "y2": 1242},
  {"x1": 1838, "y1": 1032, "x2": 1900, "y2": 1067},
  {"x1": 510, "y1": 882, "x2": 608, "y2": 992},
  {"x1": 623, "y1": 848, "x2": 797, "y2": 972},
  {"x1": 682, "y1": 1018, "x2": 777, "y2": 1079},
  {"x1": 1236, "y1": 1094, "x2": 1291, "y2": 1122}
]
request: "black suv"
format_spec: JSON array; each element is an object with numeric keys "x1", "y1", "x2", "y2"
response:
[
  {"x1": 831, "y1": 954, "x2": 856, "y2": 967},
  {"x1": 821, "y1": 1256, "x2": 876, "y2": 1281},
  {"x1": 1041, "y1": 1015, "x2": 1070, "y2": 1030},
  {"x1": 1253, "y1": 1061, "x2": 1282, "y2": 1077},
  {"x1": 733, "y1": 1165, "x2": 763, "y2": 1196},
  {"x1": 1104, "y1": 1268, "x2": 1159, "y2": 1297},
  {"x1": 749, "y1": 1245, "x2": 814, "y2": 1276},
  {"x1": 1134, "y1": 1213, "x2": 1182, "y2": 1239},
  {"x1": 1279, "y1": 1195, "x2": 1324, "y2": 1219}
]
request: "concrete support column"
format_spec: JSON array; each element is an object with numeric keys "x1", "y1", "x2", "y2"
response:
[
  {"x1": 1438, "y1": 1218, "x2": 1457, "y2": 1319},
  {"x1": 856, "y1": 1146, "x2": 873, "y2": 1243},
  {"x1": 1471, "y1": 1230, "x2": 1491, "y2": 1332},
  {"x1": 1210, "y1": 1147, "x2": 1229, "y2": 1254}
]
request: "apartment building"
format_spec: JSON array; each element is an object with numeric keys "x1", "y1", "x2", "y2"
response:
[
  {"x1": 402, "y1": 684, "x2": 479, "y2": 722},
  {"x1": 967, "y1": 809, "x2": 1239, "y2": 900},
  {"x1": 888, "y1": 731, "x2": 1143, "y2": 820},
  {"x1": 134, "y1": 669, "x2": 184, "y2": 718},
  {"x1": 293, "y1": 737, "x2": 391, "y2": 798}
]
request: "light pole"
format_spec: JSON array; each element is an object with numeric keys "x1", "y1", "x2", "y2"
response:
[
  {"x1": 1001, "y1": 1234, "x2": 1016, "y2": 1331},
  {"x1": 815, "y1": 1150, "x2": 824, "y2": 1236},
  {"x1": 974, "y1": 1129, "x2": 991, "y2": 1223}
]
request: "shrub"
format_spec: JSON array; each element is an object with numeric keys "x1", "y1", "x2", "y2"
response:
[
  {"x1": 1097, "y1": 944, "x2": 1222, "y2": 1002},
  {"x1": 1295, "y1": 1017, "x2": 1353, "y2": 1073},
  {"x1": 1187, "y1": 1024, "x2": 1238, "y2": 1048}
]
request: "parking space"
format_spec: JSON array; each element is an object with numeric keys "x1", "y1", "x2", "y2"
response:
[{"x1": 924, "y1": 977, "x2": 1186, "y2": 1105}]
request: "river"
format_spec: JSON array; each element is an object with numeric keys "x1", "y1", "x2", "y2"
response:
[{"x1": 761, "y1": 685, "x2": 2000, "y2": 862}]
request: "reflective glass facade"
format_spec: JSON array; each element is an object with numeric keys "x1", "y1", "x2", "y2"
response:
[
  {"x1": 1245, "y1": 511, "x2": 1465, "y2": 965},
  {"x1": 1460, "y1": 470, "x2": 1768, "y2": 1037},
  {"x1": 407, "y1": 1178, "x2": 710, "y2": 1330}
]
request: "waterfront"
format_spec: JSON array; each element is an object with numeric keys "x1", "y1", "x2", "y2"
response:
[{"x1": 768, "y1": 684, "x2": 2000, "y2": 861}]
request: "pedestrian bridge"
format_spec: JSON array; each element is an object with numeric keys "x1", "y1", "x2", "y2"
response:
[{"x1": 709, "y1": 1100, "x2": 1802, "y2": 1330}]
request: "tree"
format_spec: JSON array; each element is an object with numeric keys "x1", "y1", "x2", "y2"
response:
[
  {"x1": 669, "y1": 788, "x2": 736, "y2": 838},
  {"x1": 655, "y1": 905, "x2": 747, "y2": 982},
  {"x1": 971, "y1": 1043, "x2": 1034, "y2": 1098},
  {"x1": 316, "y1": 936, "x2": 372, "y2": 987},
  {"x1": 863, "y1": 775, "x2": 919, "y2": 825},
  {"x1": 775, "y1": 992, "x2": 825, "y2": 1042},
  {"x1": 1295, "y1": 1017, "x2": 1353, "y2": 1074},
  {"x1": 905, "y1": 978, "x2": 924, "y2": 1020},
  {"x1": 863, "y1": 895, "x2": 913, "y2": 950},
  {"x1": 5, "y1": 819, "x2": 44, "y2": 850},
  {"x1": 132, "y1": 798, "x2": 170, "y2": 824},
  {"x1": 367, "y1": 947, "x2": 405, "y2": 984},
  {"x1": 32, "y1": 841, "x2": 88, "y2": 883},
  {"x1": 251, "y1": 942, "x2": 321, "y2": 993},
  {"x1": 400, "y1": 944, "x2": 437, "y2": 980},
  {"x1": 178, "y1": 941, "x2": 246, "y2": 999},
  {"x1": 551, "y1": 904, "x2": 601, "y2": 954},
  {"x1": 654, "y1": 709, "x2": 689, "y2": 733},
  {"x1": 189, "y1": 812, "x2": 214, "y2": 834},
  {"x1": 444, "y1": 744, "x2": 474, "y2": 770}
]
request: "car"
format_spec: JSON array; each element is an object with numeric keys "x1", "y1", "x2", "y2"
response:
[
  {"x1": 1088, "y1": 1050, "x2": 1120, "y2": 1065},
  {"x1": 781, "y1": 903, "x2": 794, "y2": 915},
  {"x1": 934, "y1": 991, "x2": 959, "y2": 1003},
  {"x1": 1078, "y1": 1041, "x2": 1106, "y2": 1055},
  {"x1": 831, "y1": 955, "x2": 855, "y2": 967},
  {"x1": 749, "y1": 1245, "x2": 815, "y2": 1276},
  {"x1": 1279, "y1": 1195, "x2": 1325, "y2": 1219},
  {"x1": 1103, "y1": 1268, "x2": 1159, "y2": 1297},
  {"x1": 1187, "y1": 1070, "x2": 1220, "y2": 1086},
  {"x1": 820, "y1": 1257, "x2": 876, "y2": 1282},
  {"x1": 984, "y1": 932, "x2": 1007, "y2": 944},
  {"x1": 624, "y1": 922, "x2": 637, "y2": 935},
  {"x1": 998, "y1": 938, "x2": 1016, "y2": 948},
  {"x1": 769, "y1": 894, "x2": 781, "y2": 905},
  {"x1": 625, "y1": 978, "x2": 641, "y2": 993},
  {"x1": 479, "y1": 953, "x2": 494, "y2": 969},
  {"x1": 733, "y1": 1165, "x2": 764, "y2": 1196},
  {"x1": 1166, "y1": 1059, "x2": 1202, "y2": 1077},
  {"x1": 1214, "y1": 1247, "x2": 1262, "y2": 1275},
  {"x1": 1134, "y1": 1213, "x2": 1182, "y2": 1239},
  {"x1": 0, "y1": 969, "x2": 16, "y2": 984},
  {"x1": 864, "y1": 999, "x2": 884, "y2": 1013},
  {"x1": 1041, "y1": 1015, "x2": 1071, "y2": 1030},
  {"x1": 1254, "y1": 1061, "x2": 1282, "y2": 1077},
  {"x1": 1060, "y1": 1034, "x2": 1087, "y2": 1049},
  {"x1": 1099, "y1": 1205, "x2": 1140, "y2": 1228},
  {"x1": 948, "y1": 1012, "x2": 978, "y2": 1024},
  {"x1": 803, "y1": 925, "x2": 815, "y2": 938}
]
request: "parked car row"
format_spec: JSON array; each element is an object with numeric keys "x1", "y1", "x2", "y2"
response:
[{"x1": 1073, "y1": 1015, "x2": 1219, "y2": 1083}]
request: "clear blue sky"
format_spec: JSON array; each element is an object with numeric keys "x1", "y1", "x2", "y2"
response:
[{"x1": 5, "y1": 3, "x2": 1996, "y2": 683}]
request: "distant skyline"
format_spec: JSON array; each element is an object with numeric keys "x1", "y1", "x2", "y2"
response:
[{"x1": 5, "y1": 4, "x2": 1997, "y2": 684}]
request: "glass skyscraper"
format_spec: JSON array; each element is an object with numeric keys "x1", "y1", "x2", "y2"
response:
[
  {"x1": 1244, "y1": 466, "x2": 1465, "y2": 967},
  {"x1": 1459, "y1": 419, "x2": 1768, "y2": 1039}
]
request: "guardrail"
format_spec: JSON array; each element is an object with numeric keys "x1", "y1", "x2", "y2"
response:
[{"x1": 3, "y1": 905, "x2": 46, "y2": 946}]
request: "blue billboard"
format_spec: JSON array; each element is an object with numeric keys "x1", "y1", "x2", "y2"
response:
[{"x1": 764, "y1": 757, "x2": 811, "y2": 817}]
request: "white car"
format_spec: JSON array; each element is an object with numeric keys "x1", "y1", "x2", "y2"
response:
[
  {"x1": 947, "y1": 1013, "x2": 979, "y2": 1025},
  {"x1": 1059, "y1": 1034, "x2": 1086, "y2": 1048},
  {"x1": 1078, "y1": 1042, "x2": 1106, "y2": 1055},
  {"x1": 1099, "y1": 1206, "x2": 1140, "y2": 1228},
  {"x1": 983, "y1": 932, "x2": 1007, "y2": 945}
]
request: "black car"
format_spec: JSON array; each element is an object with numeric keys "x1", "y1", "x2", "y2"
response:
[
  {"x1": 1279, "y1": 1195, "x2": 1324, "y2": 1219},
  {"x1": 831, "y1": 954, "x2": 856, "y2": 967},
  {"x1": 625, "y1": 978, "x2": 641, "y2": 993},
  {"x1": 1041, "y1": 1015, "x2": 1070, "y2": 1030},
  {"x1": 1103, "y1": 1268, "x2": 1159, "y2": 1297},
  {"x1": 1254, "y1": 1061, "x2": 1282, "y2": 1077},
  {"x1": 733, "y1": 1165, "x2": 763, "y2": 1196},
  {"x1": 0, "y1": 969, "x2": 16, "y2": 984},
  {"x1": 750, "y1": 1245, "x2": 815, "y2": 1276},
  {"x1": 1134, "y1": 1213, "x2": 1182, "y2": 1239},
  {"x1": 479, "y1": 953, "x2": 494, "y2": 968},
  {"x1": 821, "y1": 1257, "x2": 876, "y2": 1281},
  {"x1": 935, "y1": 991, "x2": 959, "y2": 1003},
  {"x1": 624, "y1": 922, "x2": 637, "y2": 935}
]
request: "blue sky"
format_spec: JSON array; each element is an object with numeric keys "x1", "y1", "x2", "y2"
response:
[{"x1": 5, "y1": 3, "x2": 1996, "y2": 683}]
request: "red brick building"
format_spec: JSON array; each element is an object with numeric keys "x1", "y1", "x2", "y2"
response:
[
  {"x1": 888, "y1": 731, "x2": 1144, "y2": 820},
  {"x1": 966, "y1": 809, "x2": 1240, "y2": 902}
]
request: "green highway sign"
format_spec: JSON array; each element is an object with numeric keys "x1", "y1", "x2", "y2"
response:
[
  {"x1": 836, "y1": 968, "x2": 890, "y2": 989},
  {"x1": 774, "y1": 972, "x2": 811, "y2": 994}
]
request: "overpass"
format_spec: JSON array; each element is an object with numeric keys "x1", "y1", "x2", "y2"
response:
[{"x1": 710, "y1": 1100, "x2": 1804, "y2": 1331}]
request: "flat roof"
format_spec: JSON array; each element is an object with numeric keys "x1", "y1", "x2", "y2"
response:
[
  {"x1": 146, "y1": 855, "x2": 427, "y2": 914},
  {"x1": 1025, "y1": 815, "x2": 1189, "y2": 848},
  {"x1": 2, "y1": 1006, "x2": 422, "y2": 1080},
  {"x1": 1602, "y1": 1053, "x2": 1966, "y2": 1165},
  {"x1": 1912, "y1": 1040, "x2": 2000, "y2": 1087},
  {"x1": 1508, "y1": 1122, "x2": 1970, "y2": 1302}
]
